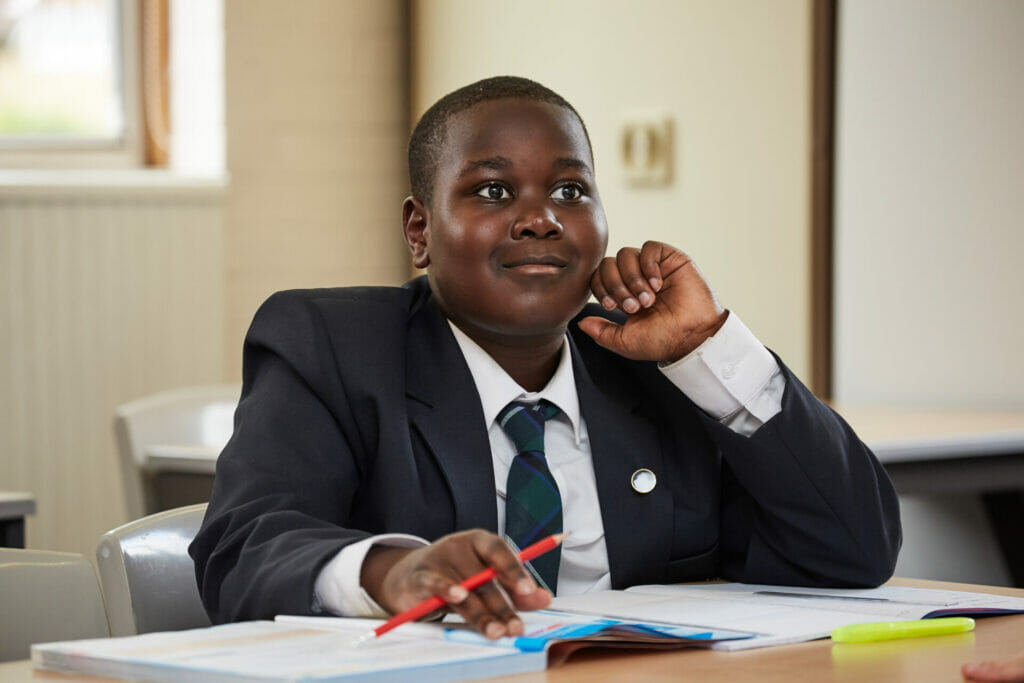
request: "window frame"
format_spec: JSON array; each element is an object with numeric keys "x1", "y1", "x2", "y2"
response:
[{"x1": 0, "y1": 0, "x2": 144, "y2": 169}]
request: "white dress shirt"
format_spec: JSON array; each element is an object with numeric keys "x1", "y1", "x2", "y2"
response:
[{"x1": 313, "y1": 311, "x2": 784, "y2": 617}]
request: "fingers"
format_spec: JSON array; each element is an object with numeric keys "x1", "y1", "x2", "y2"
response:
[
  {"x1": 411, "y1": 564, "x2": 523, "y2": 639},
  {"x1": 591, "y1": 247, "x2": 653, "y2": 315},
  {"x1": 470, "y1": 533, "x2": 543, "y2": 606},
  {"x1": 962, "y1": 654, "x2": 1024, "y2": 682},
  {"x1": 442, "y1": 532, "x2": 541, "y2": 638},
  {"x1": 582, "y1": 242, "x2": 725, "y2": 362},
  {"x1": 638, "y1": 240, "x2": 668, "y2": 293},
  {"x1": 590, "y1": 241, "x2": 677, "y2": 314},
  {"x1": 373, "y1": 530, "x2": 550, "y2": 640},
  {"x1": 449, "y1": 581, "x2": 525, "y2": 638},
  {"x1": 576, "y1": 315, "x2": 627, "y2": 356}
]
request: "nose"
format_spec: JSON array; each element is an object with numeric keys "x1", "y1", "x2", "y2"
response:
[{"x1": 511, "y1": 206, "x2": 563, "y2": 240}]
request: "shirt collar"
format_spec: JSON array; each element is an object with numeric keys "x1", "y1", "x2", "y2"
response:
[{"x1": 447, "y1": 320, "x2": 582, "y2": 445}]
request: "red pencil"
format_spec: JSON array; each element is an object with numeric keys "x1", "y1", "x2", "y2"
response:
[{"x1": 352, "y1": 532, "x2": 565, "y2": 646}]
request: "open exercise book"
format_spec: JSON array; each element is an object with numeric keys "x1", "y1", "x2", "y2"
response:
[
  {"x1": 30, "y1": 610, "x2": 751, "y2": 683},
  {"x1": 32, "y1": 583, "x2": 1024, "y2": 681}
]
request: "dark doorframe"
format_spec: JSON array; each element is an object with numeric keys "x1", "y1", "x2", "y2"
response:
[{"x1": 810, "y1": 0, "x2": 836, "y2": 400}]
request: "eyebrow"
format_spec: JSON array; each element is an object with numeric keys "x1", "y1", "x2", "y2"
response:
[
  {"x1": 553, "y1": 156, "x2": 594, "y2": 177},
  {"x1": 458, "y1": 156, "x2": 512, "y2": 177},
  {"x1": 458, "y1": 155, "x2": 594, "y2": 178}
]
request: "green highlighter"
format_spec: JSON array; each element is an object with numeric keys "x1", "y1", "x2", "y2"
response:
[{"x1": 831, "y1": 617, "x2": 975, "y2": 643}]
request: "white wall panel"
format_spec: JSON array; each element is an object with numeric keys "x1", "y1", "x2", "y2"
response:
[{"x1": 0, "y1": 181, "x2": 225, "y2": 554}]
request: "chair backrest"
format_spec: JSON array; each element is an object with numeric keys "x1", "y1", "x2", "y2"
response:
[
  {"x1": 114, "y1": 384, "x2": 238, "y2": 519},
  {"x1": 0, "y1": 548, "x2": 110, "y2": 662},
  {"x1": 95, "y1": 503, "x2": 211, "y2": 637}
]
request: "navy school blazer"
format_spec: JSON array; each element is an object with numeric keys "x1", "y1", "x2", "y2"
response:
[{"x1": 190, "y1": 277, "x2": 901, "y2": 623}]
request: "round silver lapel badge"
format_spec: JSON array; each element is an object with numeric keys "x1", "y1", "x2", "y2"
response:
[{"x1": 630, "y1": 468, "x2": 657, "y2": 494}]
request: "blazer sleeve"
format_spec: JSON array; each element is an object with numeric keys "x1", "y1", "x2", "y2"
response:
[
  {"x1": 189, "y1": 291, "x2": 372, "y2": 623},
  {"x1": 705, "y1": 360, "x2": 902, "y2": 587}
]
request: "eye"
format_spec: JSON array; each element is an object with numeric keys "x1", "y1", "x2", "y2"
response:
[
  {"x1": 551, "y1": 183, "x2": 584, "y2": 201},
  {"x1": 476, "y1": 183, "x2": 511, "y2": 200}
]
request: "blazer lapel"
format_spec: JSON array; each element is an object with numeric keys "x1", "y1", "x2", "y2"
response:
[
  {"x1": 405, "y1": 295, "x2": 498, "y2": 533},
  {"x1": 570, "y1": 340, "x2": 674, "y2": 588}
]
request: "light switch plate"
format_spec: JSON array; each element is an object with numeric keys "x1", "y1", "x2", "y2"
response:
[{"x1": 620, "y1": 112, "x2": 673, "y2": 186}]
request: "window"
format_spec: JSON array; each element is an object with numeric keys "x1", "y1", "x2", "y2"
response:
[
  {"x1": 0, "y1": 0, "x2": 124, "y2": 143},
  {"x1": 0, "y1": 0, "x2": 146, "y2": 167},
  {"x1": 0, "y1": 0, "x2": 221, "y2": 173}
]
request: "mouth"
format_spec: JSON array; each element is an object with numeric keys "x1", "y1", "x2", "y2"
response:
[{"x1": 502, "y1": 255, "x2": 569, "y2": 275}]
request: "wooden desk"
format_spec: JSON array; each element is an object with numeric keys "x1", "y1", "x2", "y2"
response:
[
  {"x1": 3, "y1": 579, "x2": 1021, "y2": 683},
  {"x1": 0, "y1": 492, "x2": 36, "y2": 548}
]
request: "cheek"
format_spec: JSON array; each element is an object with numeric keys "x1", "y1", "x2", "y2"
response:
[
  {"x1": 578, "y1": 215, "x2": 609, "y2": 266},
  {"x1": 432, "y1": 214, "x2": 500, "y2": 256},
  {"x1": 593, "y1": 228, "x2": 609, "y2": 261},
  {"x1": 435, "y1": 235, "x2": 490, "y2": 270}
]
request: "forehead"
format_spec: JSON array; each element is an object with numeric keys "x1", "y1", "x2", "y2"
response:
[{"x1": 440, "y1": 98, "x2": 593, "y2": 170}]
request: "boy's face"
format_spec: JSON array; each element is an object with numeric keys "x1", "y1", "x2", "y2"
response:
[{"x1": 407, "y1": 98, "x2": 608, "y2": 343}]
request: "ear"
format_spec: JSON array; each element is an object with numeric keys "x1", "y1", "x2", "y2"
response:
[{"x1": 402, "y1": 196, "x2": 431, "y2": 269}]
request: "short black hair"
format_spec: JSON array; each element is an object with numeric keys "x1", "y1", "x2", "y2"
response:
[{"x1": 407, "y1": 75, "x2": 591, "y2": 205}]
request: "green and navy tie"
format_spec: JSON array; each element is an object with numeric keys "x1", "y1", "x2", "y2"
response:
[{"x1": 499, "y1": 399, "x2": 562, "y2": 594}]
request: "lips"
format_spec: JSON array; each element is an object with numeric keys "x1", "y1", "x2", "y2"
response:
[{"x1": 502, "y1": 254, "x2": 569, "y2": 269}]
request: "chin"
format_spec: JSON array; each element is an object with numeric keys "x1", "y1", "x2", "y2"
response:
[{"x1": 498, "y1": 304, "x2": 584, "y2": 337}]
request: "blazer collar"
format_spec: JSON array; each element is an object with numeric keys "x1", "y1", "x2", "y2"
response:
[
  {"x1": 569, "y1": 336, "x2": 674, "y2": 588},
  {"x1": 405, "y1": 294, "x2": 498, "y2": 533}
]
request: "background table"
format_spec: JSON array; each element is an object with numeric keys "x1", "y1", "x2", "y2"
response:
[
  {"x1": 837, "y1": 406, "x2": 1024, "y2": 587},
  {"x1": 836, "y1": 406, "x2": 1024, "y2": 492}
]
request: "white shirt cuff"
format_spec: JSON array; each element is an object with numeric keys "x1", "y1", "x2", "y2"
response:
[
  {"x1": 313, "y1": 534, "x2": 428, "y2": 617},
  {"x1": 659, "y1": 312, "x2": 783, "y2": 429}
]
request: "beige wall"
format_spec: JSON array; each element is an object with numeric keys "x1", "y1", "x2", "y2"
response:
[
  {"x1": 411, "y1": 0, "x2": 814, "y2": 379},
  {"x1": 0, "y1": 182, "x2": 225, "y2": 555},
  {"x1": 222, "y1": 0, "x2": 412, "y2": 378}
]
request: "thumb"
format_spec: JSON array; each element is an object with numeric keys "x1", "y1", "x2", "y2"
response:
[{"x1": 577, "y1": 316, "x2": 628, "y2": 355}]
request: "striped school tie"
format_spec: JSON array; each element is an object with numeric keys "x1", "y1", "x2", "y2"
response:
[{"x1": 498, "y1": 399, "x2": 562, "y2": 594}]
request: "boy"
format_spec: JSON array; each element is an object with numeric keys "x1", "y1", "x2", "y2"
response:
[{"x1": 191, "y1": 76, "x2": 901, "y2": 640}]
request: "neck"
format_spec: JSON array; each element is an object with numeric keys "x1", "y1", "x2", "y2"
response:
[{"x1": 458, "y1": 325, "x2": 566, "y2": 393}]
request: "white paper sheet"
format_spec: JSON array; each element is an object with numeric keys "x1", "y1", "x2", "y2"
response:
[{"x1": 551, "y1": 583, "x2": 1024, "y2": 650}]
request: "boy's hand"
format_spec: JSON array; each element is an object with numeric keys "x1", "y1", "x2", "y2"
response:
[
  {"x1": 360, "y1": 529, "x2": 551, "y2": 639},
  {"x1": 579, "y1": 241, "x2": 728, "y2": 364},
  {"x1": 963, "y1": 652, "x2": 1024, "y2": 682}
]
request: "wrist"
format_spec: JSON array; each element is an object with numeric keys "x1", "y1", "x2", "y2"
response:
[
  {"x1": 664, "y1": 309, "x2": 729, "y2": 364},
  {"x1": 361, "y1": 545, "x2": 416, "y2": 614}
]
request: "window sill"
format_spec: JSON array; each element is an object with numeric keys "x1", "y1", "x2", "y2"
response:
[{"x1": 0, "y1": 169, "x2": 229, "y2": 200}]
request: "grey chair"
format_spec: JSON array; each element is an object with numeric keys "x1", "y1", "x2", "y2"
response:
[
  {"x1": 95, "y1": 503, "x2": 211, "y2": 637},
  {"x1": 114, "y1": 384, "x2": 239, "y2": 520},
  {"x1": 0, "y1": 548, "x2": 110, "y2": 662}
]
